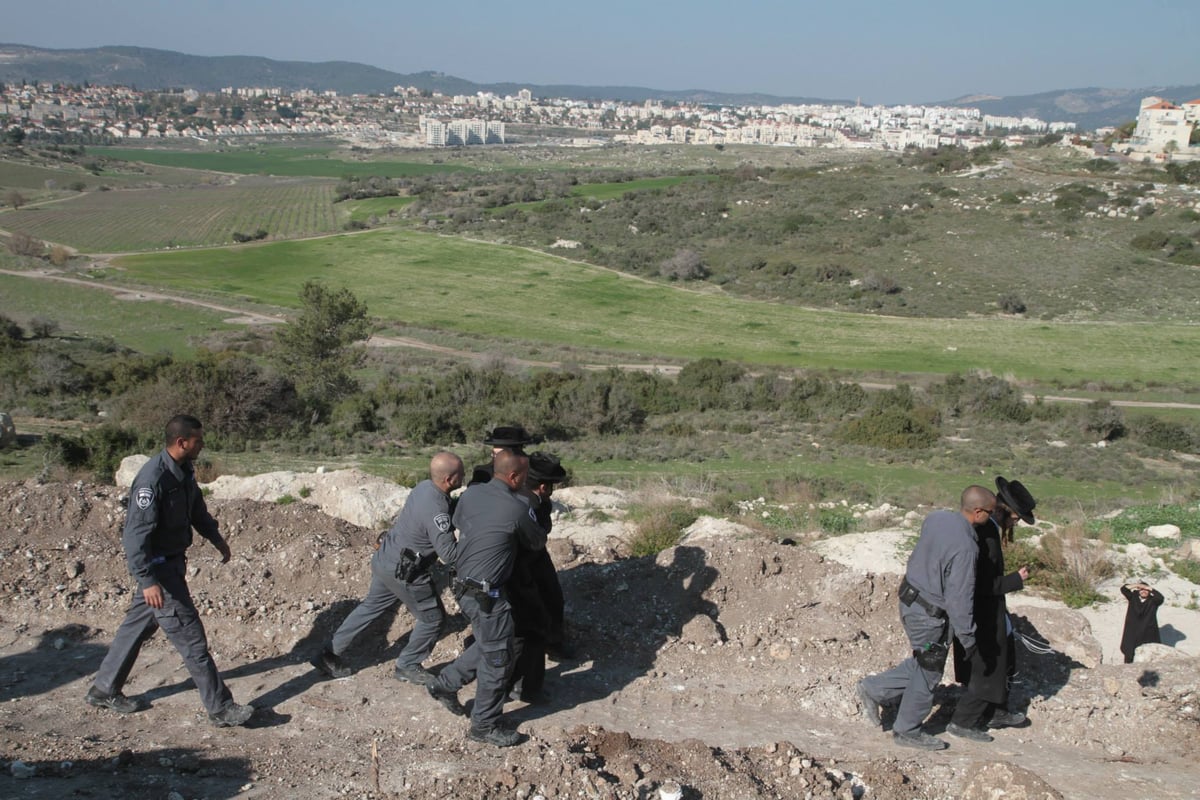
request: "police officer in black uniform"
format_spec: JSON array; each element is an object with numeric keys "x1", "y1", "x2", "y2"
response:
[
  {"x1": 426, "y1": 449, "x2": 547, "y2": 747},
  {"x1": 85, "y1": 414, "x2": 254, "y2": 727},
  {"x1": 314, "y1": 452, "x2": 464, "y2": 683}
]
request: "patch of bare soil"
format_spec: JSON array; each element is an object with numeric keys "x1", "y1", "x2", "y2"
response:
[{"x1": 0, "y1": 480, "x2": 1197, "y2": 799}]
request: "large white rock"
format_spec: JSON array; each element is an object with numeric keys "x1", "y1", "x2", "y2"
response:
[
  {"x1": 204, "y1": 468, "x2": 410, "y2": 529},
  {"x1": 1146, "y1": 524, "x2": 1182, "y2": 541},
  {"x1": 115, "y1": 454, "x2": 151, "y2": 487}
]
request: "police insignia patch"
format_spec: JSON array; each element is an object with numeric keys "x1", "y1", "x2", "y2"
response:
[
  {"x1": 134, "y1": 487, "x2": 154, "y2": 510},
  {"x1": 434, "y1": 513, "x2": 451, "y2": 533}
]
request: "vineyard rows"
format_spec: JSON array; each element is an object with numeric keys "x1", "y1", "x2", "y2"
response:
[{"x1": 2, "y1": 179, "x2": 339, "y2": 252}]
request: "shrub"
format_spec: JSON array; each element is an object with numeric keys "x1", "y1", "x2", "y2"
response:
[
  {"x1": 1129, "y1": 416, "x2": 1197, "y2": 452},
  {"x1": 29, "y1": 316, "x2": 59, "y2": 339},
  {"x1": 7, "y1": 231, "x2": 45, "y2": 257},
  {"x1": 1038, "y1": 525, "x2": 1114, "y2": 607},
  {"x1": 659, "y1": 248, "x2": 709, "y2": 281},
  {"x1": 818, "y1": 506, "x2": 856, "y2": 535},
  {"x1": 998, "y1": 293, "x2": 1027, "y2": 314},
  {"x1": 625, "y1": 500, "x2": 699, "y2": 557},
  {"x1": 837, "y1": 407, "x2": 940, "y2": 449}
]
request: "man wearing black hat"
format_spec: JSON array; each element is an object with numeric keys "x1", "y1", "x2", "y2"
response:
[
  {"x1": 948, "y1": 476, "x2": 1036, "y2": 739},
  {"x1": 506, "y1": 452, "x2": 570, "y2": 703},
  {"x1": 469, "y1": 425, "x2": 535, "y2": 487}
]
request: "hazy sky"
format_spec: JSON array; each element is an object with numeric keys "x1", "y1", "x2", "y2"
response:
[{"x1": 4, "y1": 0, "x2": 1197, "y2": 103}]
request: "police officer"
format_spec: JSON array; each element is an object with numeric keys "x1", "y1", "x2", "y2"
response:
[
  {"x1": 426, "y1": 449, "x2": 546, "y2": 747},
  {"x1": 857, "y1": 485, "x2": 993, "y2": 750},
  {"x1": 468, "y1": 425, "x2": 535, "y2": 486},
  {"x1": 314, "y1": 451, "x2": 464, "y2": 684},
  {"x1": 507, "y1": 451, "x2": 570, "y2": 703},
  {"x1": 85, "y1": 414, "x2": 254, "y2": 727}
]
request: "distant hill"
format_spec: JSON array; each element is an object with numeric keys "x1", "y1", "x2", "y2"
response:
[
  {"x1": 938, "y1": 86, "x2": 1200, "y2": 130},
  {"x1": 1, "y1": 43, "x2": 1194, "y2": 128}
]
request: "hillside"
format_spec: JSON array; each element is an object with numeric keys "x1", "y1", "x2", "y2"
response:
[{"x1": 0, "y1": 469, "x2": 1197, "y2": 798}]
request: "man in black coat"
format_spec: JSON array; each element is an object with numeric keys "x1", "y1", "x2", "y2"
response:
[
  {"x1": 1120, "y1": 581, "x2": 1164, "y2": 663},
  {"x1": 949, "y1": 476, "x2": 1035, "y2": 738}
]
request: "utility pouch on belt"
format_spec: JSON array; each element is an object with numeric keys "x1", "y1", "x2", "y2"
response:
[
  {"x1": 395, "y1": 548, "x2": 437, "y2": 583},
  {"x1": 914, "y1": 640, "x2": 949, "y2": 671},
  {"x1": 453, "y1": 577, "x2": 500, "y2": 613},
  {"x1": 898, "y1": 577, "x2": 948, "y2": 620}
]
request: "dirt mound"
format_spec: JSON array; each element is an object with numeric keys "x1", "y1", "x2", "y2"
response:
[{"x1": 1, "y1": 479, "x2": 1198, "y2": 799}]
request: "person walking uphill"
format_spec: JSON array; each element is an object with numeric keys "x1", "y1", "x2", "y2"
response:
[
  {"x1": 85, "y1": 415, "x2": 254, "y2": 727},
  {"x1": 426, "y1": 449, "x2": 547, "y2": 747},
  {"x1": 949, "y1": 476, "x2": 1036, "y2": 739},
  {"x1": 857, "y1": 485, "x2": 995, "y2": 750},
  {"x1": 314, "y1": 451, "x2": 465, "y2": 683}
]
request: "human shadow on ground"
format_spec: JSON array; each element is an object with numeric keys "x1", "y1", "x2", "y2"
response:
[
  {"x1": 0, "y1": 624, "x2": 107, "y2": 702},
  {"x1": 502, "y1": 545, "x2": 723, "y2": 726},
  {"x1": 913, "y1": 612, "x2": 1085, "y2": 733},
  {"x1": 1158, "y1": 623, "x2": 1186, "y2": 647},
  {"x1": 0, "y1": 746, "x2": 253, "y2": 800}
]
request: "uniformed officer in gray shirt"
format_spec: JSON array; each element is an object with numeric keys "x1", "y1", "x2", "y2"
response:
[
  {"x1": 426, "y1": 449, "x2": 547, "y2": 747},
  {"x1": 314, "y1": 451, "x2": 464, "y2": 684},
  {"x1": 85, "y1": 414, "x2": 254, "y2": 727},
  {"x1": 857, "y1": 485, "x2": 993, "y2": 751}
]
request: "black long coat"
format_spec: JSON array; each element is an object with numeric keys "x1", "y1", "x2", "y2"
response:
[
  {"x1": 953, "y1": 519, "x2": 1024, "y2": 704},
  {"x1": 1119, "y1": 586, "x2": 1163, "y2": 662}
]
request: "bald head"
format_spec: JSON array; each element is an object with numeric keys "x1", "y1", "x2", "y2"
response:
[
  {"x1": 493, "y1": 449, "x2": 530, "y2": 490},
  {"x1": 430, "y1": 451, "x2": 464, "y2": 494},
  {"x1": 960, "y1": 485, "x2": 997, "y2": 524}
]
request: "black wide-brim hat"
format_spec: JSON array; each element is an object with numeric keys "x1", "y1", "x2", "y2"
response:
[
  {"x1": 995, "y1": 476, "x2": 1037, "y2": 525},
  {"x1": 483, "y1": 425, "x2": 534, "y2": 447},
  {"x1": 528, "y1": 452, "x2": 567, "y2": 483}
]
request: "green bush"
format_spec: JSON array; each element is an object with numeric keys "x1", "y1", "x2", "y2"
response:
[
  {"x1": 625, "y1": 500, "x2": 699, "y2": 557},
  {"x1": 837, "y1": 407, "x2": 940, "y2": 449},
  {"x1": 818, "y1": 506, "x2": 856, "y2": 535},
  {"x1": 1129, "y1": 416, "x2": 1197, "y2": 452}
]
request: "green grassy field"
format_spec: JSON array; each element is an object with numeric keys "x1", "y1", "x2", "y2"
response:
[
  {"x1": 3, "y1": 179, "x2": 339, "y2": 251},
  {"x1": 109, "y1": 228, "x2": 1200, "y2": 385},
  {"x1": 1, "y1": 272, "x2": 238, "y2": 353},
  {"x1": 338, "y1": 195, "x2": 417, "y2": 224},
  {"x1": 571, "y1": 175, "x2": 707, "y2": 201},
  {"x1": 94, "y1": 145, "x2": 474, "y2": 179}
]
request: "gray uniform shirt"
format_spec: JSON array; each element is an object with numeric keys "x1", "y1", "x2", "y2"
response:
[
  {"x1": 375, "y1": 478, "x2": 457, "y2": 571},
  {"x1": 904, "y1": 509, "x2": 979, "y2": 651},
  {"x1": 452, "y1": 477, "x2": 546, "y2": 588},
  {"x1": 122, "y1": 449, "x2": 225, "y2": 591}
]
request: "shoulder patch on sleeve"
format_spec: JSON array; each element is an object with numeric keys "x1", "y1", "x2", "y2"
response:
[
  {"x1": 434, "y1": 513, "x2": 451, "y2": 533},
  {"x1": 134, "y1": 486, "x2": 155, "y2": 510}
]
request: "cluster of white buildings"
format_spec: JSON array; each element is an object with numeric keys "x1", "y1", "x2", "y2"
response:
[
  {"x1": 417, "y1": 116, "x2": 505, "y2": 146},
  {"x1": 1117, "y1": 96, "x2": 1200, "y2": 161}
]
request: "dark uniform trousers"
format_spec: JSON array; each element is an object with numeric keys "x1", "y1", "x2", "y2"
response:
[
  {"x1": 330, "y1": 563, "x2": 447, "y2": 670},
  {"x1": 93, "y1": 555, "x2": 233, "y2": 715},
  {"x1": 861, "y1": 600, "x2": 950, "y2": 736},
  {"x1": 430, "y1": 592, "x2": 514, "y2": 730}
]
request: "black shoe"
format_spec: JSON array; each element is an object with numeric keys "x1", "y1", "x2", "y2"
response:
[
  {"x1": 468, "y1": 724, "x2": 522, "y2": 747},
  {"x1": 545, "y1": 642, "x2": 576, "y2": 662},
  {"x1": 893, "y1": 730, "x2": 948, "y2": 751},
  {"x1": 987, "y1": 709, "x2": 1028, "y2": 729},
  {"x1": 208, "y1": 703, "x2": 254, "y2": 728},
  {"x1": 427, "y1": 683, "x2": 466, "y2": 717},
  {"x1": 311, "y1": 648, "x2": 351, "y2": 679},
  {"x1": 947, "y1": 722, "x2": 994, "y2": 742},
  {"x1": 393, "y1": 665, "x2": 432, "y2": 685},
  {"x1": 85, "y1": 686, "x2": 141, "y2": 714},
  {"x1": 856, "y1": 681, "x2": 881, "y2": 728}
]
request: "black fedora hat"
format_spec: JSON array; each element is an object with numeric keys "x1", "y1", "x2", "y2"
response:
[
  {"x1": 995, "y1": 476, "x2": 1037, "y2": 525},
  {"x1": 483, "y1": 425, "x2": 535, "y2": 447},
  {"x1": 528, "y1": 452, "x2": 567, "y2": 484}
]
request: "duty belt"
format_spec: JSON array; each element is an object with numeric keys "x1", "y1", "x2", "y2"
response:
[
  {"x1": 453, "y1": 576, "x2": 503, "y2": 613},
  {"x1": 899, "y1": 577, "x2": 948, "y2": 620}
]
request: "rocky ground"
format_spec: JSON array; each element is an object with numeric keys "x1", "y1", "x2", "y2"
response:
[{"x1": 0, "y1": 472, "x2": 1198, "y2": 800}]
